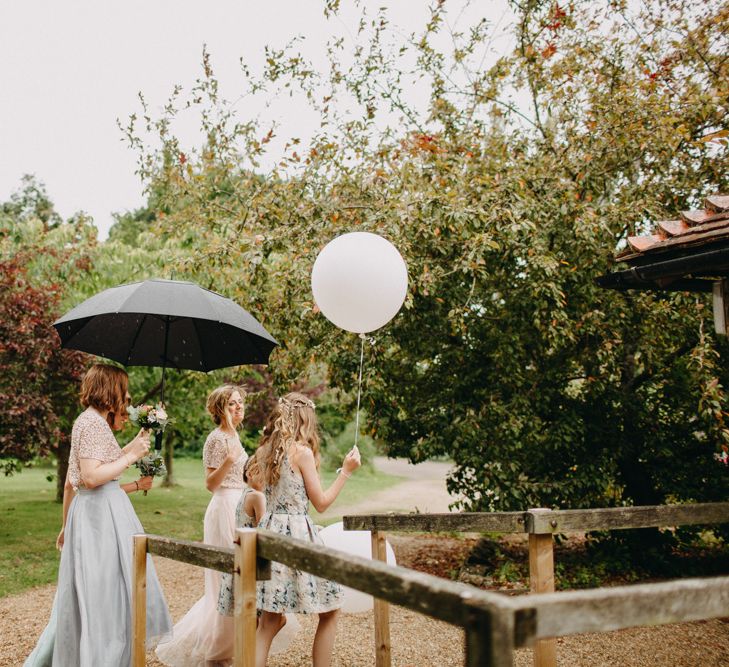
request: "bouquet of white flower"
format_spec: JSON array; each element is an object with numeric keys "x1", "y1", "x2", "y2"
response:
[
  {"x1": 127, "y1": 403, "x2": 169, "y2": 431},
  {"x1": 127, "y1": 403, "x2": 170, "y2": 451}
]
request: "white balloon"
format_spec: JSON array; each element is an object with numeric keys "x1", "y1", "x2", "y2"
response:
[
  {"x1": 311, "y1": 232, "x2": 408, "y2": 333},
  {"x1": 318, "y1": 521, "x2": 396, "y2": 613}
]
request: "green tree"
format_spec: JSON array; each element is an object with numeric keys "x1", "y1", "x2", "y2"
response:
[
  {"x1": 1, "y1": 178, "x2": 196, "y2": 497},
  {"x1": 124, "y1": 0, "x2": 728, "y2": 532},
  {"x1": 107, "y1": 206, "x2": 157, "y2": 246},
  {"x1": 1, "y1": 174, "x2": 62, "y2": 228},
  {"x1": 0, "y1": 253, "x2": 89, "y2": 477},
  {"x1": 0, "y1": 186, "x2": 95, "y2": 494}
]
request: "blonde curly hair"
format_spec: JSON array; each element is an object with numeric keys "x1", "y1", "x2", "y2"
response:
[{"x1": 257, "y1": 392, "x2": 319, "y2": 487}]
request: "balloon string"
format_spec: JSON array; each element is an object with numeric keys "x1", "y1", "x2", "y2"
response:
[{"x1": 353, "y1": 333, "x2": 366, "y2": 450}]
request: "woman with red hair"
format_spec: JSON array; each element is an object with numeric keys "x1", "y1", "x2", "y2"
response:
[{"x1": 25, "y1": 363, "x2": 172, "y2": 666}]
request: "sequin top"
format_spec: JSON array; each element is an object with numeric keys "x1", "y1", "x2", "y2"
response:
[
  {"x1": 202, "y1": 428, "x2": 247, "y2": 489},
  {"x1": 68, "y1": 408, "x2": 124, "y2": 491}
]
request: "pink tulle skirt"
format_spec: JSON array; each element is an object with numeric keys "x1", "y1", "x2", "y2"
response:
[{"x1": 156, "y1": 488, "x2": 240, "y2": 667}]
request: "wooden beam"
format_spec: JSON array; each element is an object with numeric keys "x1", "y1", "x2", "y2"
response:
[
  {"x1": 713, "y1": 279, "x2": 729, "y2": 335},
  {"x1": 343, "y1": 512, "x2": 527, "y2": 533},
  {"x1": 147, "y1": 534, "x2": 233, "y2": 571},
  {"x1": 256, "y1": 529, "x2": 511, "y2": 627},
  {"x1": 233, "y1": 529, "x2": 257, "y2": 667},
  {"x1": 511, "y1": 575, "x2": 729, "y2": 645},
  {"x1": 526, "y1": 503, "x2": 729, "y2": 534},
  {"x1": 145, "y1": 534, "x2": 270, "y2": 580},
  {"x1": 464, "y1": 600, "x2": 516, "y2": 667},
  {"x1": 528, "y1": 509, "x2": 556, "y2": 667},
  {"x1": 371, "y1": 531, "x2": 392, "y2": 667},
  {"x1": 131, "y1": 534, "x2": 148, "y2": 667},
  {"x1": 347, "y1": 502, "x2": 729, "y2": 535}
]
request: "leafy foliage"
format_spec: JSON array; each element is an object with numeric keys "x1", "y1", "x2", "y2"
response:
[
  {"x1": 121, "y1": 0, "x2": 728, "y2": 523},
  {"x1": 5, "y1": 1, "x2": 728, "y2": 531},
  {"x1": 0, "y1": 251, "x2": 89, "y2": 477}
]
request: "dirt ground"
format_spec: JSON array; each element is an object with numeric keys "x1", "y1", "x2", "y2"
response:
[
  {"x1": 3, "y1": 533, "x2": 728, "y2": 667},
  {"x1": 3, "y1": 463, "x2": 728, "y2": 665}
]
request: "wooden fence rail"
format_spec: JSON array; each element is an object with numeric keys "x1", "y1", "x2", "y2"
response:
[
  {"x1": 343, "y1": 512, "x2": 528, "y2": 533},
  {"x1": 131, "y1": 529, "x2": 521, "y2": 667},
  {"x1": 509, "y1": 575, "x2": 729, "y2": 643},
  {"x1": 343, "y1": 502, "x2": 729, "y2": 534},
  {"x1": 130, "y1": 522, "x2": 729, "y2": 667},
  {"x1": 343, "y1": 501, "x2": 729, "y2": 667}
]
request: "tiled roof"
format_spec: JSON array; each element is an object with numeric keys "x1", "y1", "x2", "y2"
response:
[
  {"x1": 618, "y1": 194, "x2": 729, "y2": 262},
  {"x1": 597, "y1": 194, "x2": 729, "y2": 293}
]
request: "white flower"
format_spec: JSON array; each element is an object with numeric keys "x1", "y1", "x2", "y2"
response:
[{"x1": 156, "y1": 408, "x2": 168, "y2": 421}]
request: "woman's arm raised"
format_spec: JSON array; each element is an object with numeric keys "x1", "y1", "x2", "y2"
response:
[
  {"x1": 296, "y1": 446, "x2": 361, "y2": 514},
  {"x1": 79, "y1": 429, "x2": 150, "y2": 489},
  {"x1": 205, "y1": 437, "x2": 241, "y2": 492}
]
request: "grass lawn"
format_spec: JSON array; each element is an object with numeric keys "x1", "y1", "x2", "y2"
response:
[{"x1": 0, "y1": 458, "x2": 402, "y2": 598}]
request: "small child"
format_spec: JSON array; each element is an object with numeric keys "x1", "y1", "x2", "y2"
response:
[
  {"x1": 217, "y1": 455, "x2": 266, "y2": 616},
  {"x1": 255, "y1": 392, "x2": 361, "y2": 667}
]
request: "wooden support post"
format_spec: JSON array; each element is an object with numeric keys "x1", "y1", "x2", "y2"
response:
[
  {"x1": 234, "y1": 528, "x2": 257, "y2": 667},
  {"x1": 714, "y1": 279, "x2": 729, "y2": 336},
  {"x1": 132, "y1": 534, "x2": 148, "y2": 667},
  {"x1": 371, "y1": 530, "x2": 392, "y2": 667},
  {"x1": 464, "y1": 598, "x2": 515, "y2": 667},
  {"x1": 527, "y1": 509, "x2": 556, "y2": 667}
]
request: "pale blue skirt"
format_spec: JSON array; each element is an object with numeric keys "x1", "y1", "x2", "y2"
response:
[{"x1": 24, "y1": 481, "x2": 172, "y2": 666}]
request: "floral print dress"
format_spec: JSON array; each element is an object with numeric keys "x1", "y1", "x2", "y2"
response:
[
  {"x1": 217, "y1": 488, "x2": 257, "y2": 616},
  {"x1": 257, "y1": 454, "x2": 343, "y2": 614}
]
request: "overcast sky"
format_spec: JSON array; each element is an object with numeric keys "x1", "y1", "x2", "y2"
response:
[{"x1": 0, "y1": 1, "x2": 513, "y2": 239}]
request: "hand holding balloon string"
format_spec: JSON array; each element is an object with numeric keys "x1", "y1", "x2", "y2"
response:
[
  {"x1": 338, "y1": 333, "x2": 371, "y2": 472},
  {"x1": 311, "y1": 232, "x2": 408, "y2": 474}
]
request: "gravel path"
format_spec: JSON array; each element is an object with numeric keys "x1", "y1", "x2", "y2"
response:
[
  {"x1": 319, "y1": 457, "x2": 460, "y2": 522},
  {"x1": 3, "y1": 548, "x2": 728, "y2": 666},
  {"x1": 3, "y1": 465, "x2": 727, "y2": 666}
]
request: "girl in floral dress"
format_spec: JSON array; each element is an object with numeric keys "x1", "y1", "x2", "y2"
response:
[
  {"x1": 217, "y1": 454, "x2": 266, "y2": 616},
  {"x1": 255, "y1": 392, "x2": 361, "y2": 667}
]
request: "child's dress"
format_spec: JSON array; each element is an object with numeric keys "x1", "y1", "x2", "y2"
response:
[
  {"x1": 257, "y1": 453, "x2": 343, "y2": 614},
  {"x1": 217, "y1": 488, "x2": 256, "y2": 616}
]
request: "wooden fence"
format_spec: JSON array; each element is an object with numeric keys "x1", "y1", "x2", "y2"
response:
[
  {"x1": 343, "y1": 502, "x2": 729, "y2": 667},
  {"x1": 129, "y1": 501, "x2": 729, "y2": 667}
]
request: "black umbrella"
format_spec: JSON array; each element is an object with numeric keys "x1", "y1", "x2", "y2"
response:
[{"x1": 54, "y1": 278, "x2": 278, "y2": 444}]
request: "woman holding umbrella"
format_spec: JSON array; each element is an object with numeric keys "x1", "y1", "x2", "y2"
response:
[
  {"x1": 156, "y1": 384, "x2": 248, "y2": 667},
  {"x1": 25, "y1": 363, "x2": 172, "y2": 666}
]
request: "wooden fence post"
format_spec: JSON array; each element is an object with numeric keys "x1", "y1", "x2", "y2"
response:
[
  {"x1": 527, "y1": 509, "x2": 556, "y2": 667},
  {"x1": 132, "y1": 534, "x2": 148, "y2": 667},
  {"x1": 371, "y1": 530, "x2": 392, "y2": 667},
  {"x1": 464, "y1": 597, "x2": 515, "y2": 667},
  {"x1": 234, "y1": 528, "x2": 258, "y2": 667}
]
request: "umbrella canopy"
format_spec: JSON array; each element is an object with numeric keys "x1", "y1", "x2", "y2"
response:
[{"x1": 53, "y1": 278, "x2": 278, "y2": 371}]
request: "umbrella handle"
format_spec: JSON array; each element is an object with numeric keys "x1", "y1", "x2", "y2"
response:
[{"x1": 154, "y1": 431, "x2": 163, "y2": 451}]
